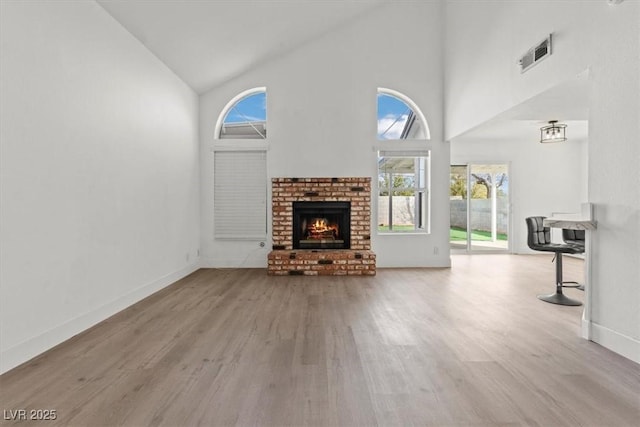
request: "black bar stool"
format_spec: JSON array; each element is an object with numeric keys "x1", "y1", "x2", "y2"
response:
[{"x1": 525, "y1": 216, "x2": 584, "y2": 306}]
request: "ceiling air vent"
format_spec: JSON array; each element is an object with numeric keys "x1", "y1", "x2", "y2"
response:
[{"x1": 519, "y1": 34, "x2": 552, "y2": 73}]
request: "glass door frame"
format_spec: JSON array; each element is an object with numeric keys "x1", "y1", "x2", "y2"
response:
[{"x1": 450, "y1": 162, "x2": 512, "y2": 254}]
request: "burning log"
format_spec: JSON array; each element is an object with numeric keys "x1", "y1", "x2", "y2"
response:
[{"x1": 305, "y1": 218, "x2": 338, "y2": 240}]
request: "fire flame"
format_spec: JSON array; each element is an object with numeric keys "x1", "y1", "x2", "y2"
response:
[
  {"x1": 307, "y1": 218, "x2": 338, "y2": 239},
  {"x1": 313, "y1": 219, "x2": 328, "y2": 232}
]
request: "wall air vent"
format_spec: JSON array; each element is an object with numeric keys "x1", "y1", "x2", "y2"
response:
[{"x1": 519, "y1": 34, "x2": 552, "y2": 73}]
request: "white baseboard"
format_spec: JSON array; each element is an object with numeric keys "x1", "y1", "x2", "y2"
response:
[
  {"x1": 584, "y1": 319, "x2": 640, "y2": 364},
  {"x1": 0, "y1": 262, "x2": 200, "y2": 375}
]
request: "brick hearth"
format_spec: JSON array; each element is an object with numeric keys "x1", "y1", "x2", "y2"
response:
[{"x1": 268, "y1": 177, "x2": 376, "y2": 276}]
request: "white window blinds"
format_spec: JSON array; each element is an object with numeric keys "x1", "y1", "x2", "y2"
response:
[{"x1": 214, "y1": 150, "x2": 267, "y2": 240}]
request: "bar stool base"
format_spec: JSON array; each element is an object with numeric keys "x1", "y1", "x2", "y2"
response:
[{"x1": 537, "y1": 292, "x2": 582, "y2": 306}]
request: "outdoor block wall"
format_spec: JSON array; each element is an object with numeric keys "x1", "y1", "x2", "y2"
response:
[
  {"x1": 268, "y1": 177, "x2": 375, "y2": 276},
  {"x1": 450, "y1": 198, "x2": 509, "y2": 234}
]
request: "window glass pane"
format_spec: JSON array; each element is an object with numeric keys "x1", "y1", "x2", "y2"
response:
[
  {"x1": 220, "y1": 91, "x2": 266, "y2": 139},
  {"x1": 377, "y1": 94, "x2": 412, "y2": 140},
  {"x1": 376, "y1": 89, "x2": 428, "y2": 140},
  {"x1": 377, "y1": 153, "x2": 429, "y2": 232},
  {"x1": 391, "y1": 196, "x2": 416, "y2": 230},
  {"x1": 223, "y1": 92, "x2": 266, "y2": 123}
]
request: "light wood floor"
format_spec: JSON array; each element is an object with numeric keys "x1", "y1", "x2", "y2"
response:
[{"x1": 1, "y1": 255, "x2": 639, "y2": 427}]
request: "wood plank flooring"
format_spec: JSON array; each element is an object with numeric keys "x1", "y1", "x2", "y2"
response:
[{"x1": 1, "y1": 255, "x2": 639, "y2": 426}]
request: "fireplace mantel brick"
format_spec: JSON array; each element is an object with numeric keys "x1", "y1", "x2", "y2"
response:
[{"x1": 268, "y1": 177, "x2": 376, "y2": 276}]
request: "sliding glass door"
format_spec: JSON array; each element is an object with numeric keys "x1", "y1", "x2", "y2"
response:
[{"x1": 450, "y1": 164, "x2": 510, "y2": 252}]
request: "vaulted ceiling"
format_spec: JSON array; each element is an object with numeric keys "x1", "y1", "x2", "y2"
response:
[
  {"x1": 97, "y1": 0, "x2": 385, "y2": 94},
  {"x1": 97, "y1": 0, "x2": 589, "y2": 142}
]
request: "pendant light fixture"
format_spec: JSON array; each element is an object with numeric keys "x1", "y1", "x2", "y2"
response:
[{"x1": 540, "y1": 120, "x2": 567, "y2": 143}]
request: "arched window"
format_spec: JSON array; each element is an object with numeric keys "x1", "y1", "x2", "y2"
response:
[
  {"x1": 215, "y1": 87, "x2": 266, "y2": 139},
  {"x1": 213, "y1": 88, "x2": 268, "y2": 241},
  {"x1": 376, "y1": 88, "x2": 430, "y2": 233},
  {"x1": 377, "y1": 88, "x2": 429, "y2": 140}
]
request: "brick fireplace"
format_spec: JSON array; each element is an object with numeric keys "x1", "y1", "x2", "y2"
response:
[{"x1": 268, "y1": 177, "x2": 376, "y2": 276}]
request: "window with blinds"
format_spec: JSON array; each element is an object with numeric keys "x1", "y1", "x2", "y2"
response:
[{"x1": 214, "y1": 150, "x2": 267, "y2": 240}]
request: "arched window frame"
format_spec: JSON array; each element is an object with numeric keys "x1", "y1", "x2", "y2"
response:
[
  {"x1": 377, "y1": 87, "x2": 430, "y2": 140},
  {"x1": 214, "y1": 87, "x2": 267, "y2": 140},
  {"x1": 212, "y1": 87, "x2": 268, "y2": 241}
]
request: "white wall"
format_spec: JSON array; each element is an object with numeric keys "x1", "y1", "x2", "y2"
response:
[
  {"x1": 200, "y1": 1, "x2": 450, "y2": 268},
  {"x1": 445, "y1": 0, "x2": 639, "y2": 362},
  {"x1": 451, "y1": 137, "x2": 588, "y2": 254},
  {"x1": 0, "y1": 1, "x2": 200, "y2": 373}
]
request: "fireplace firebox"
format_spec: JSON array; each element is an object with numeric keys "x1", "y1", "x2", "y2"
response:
[{"x1": 292, "y1": 201, "x2": 350, "y2": 250}]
